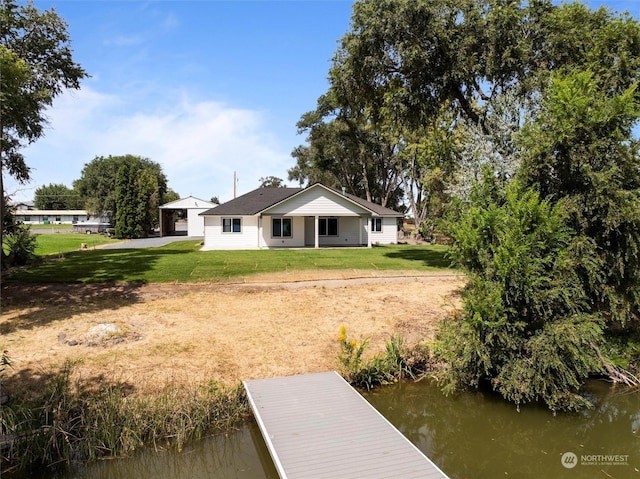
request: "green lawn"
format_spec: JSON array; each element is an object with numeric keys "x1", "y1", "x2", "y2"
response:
[
  {"x1": 29, "y1": 223, "x2": 74, "y2": 231},
  {"x1": 6, "y1": 242, "x2": 455, "y2": 283},
  {"x1": 33, "y1": 233, "x2": 119, "y2": 256}
]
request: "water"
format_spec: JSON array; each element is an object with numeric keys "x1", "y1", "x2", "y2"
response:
[
  {"x1": 366, "y1": 379, "x2": 640, "y2": 478},
  {"x1": 9, "y1": 380, "x2": 640, "y2": 478}
]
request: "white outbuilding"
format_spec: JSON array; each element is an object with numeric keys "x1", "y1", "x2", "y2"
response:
[{"x1": 159, "y1": 196, "x2": 218, "y2": 237}]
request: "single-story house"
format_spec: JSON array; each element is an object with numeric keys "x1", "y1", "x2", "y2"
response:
[
  {"x1": 14, "y1": 209, "x2": 89, "y2": 225},
  {"x1": 159, "y1": 196, "x2": 218, "y2": 237},
  {"x1": 199, "y1": 183, "x2": 402, "y2": 250}
]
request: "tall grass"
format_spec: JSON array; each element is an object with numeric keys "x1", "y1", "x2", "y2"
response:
[
  {"x1": 1, "y1": 363, "x2": 248, "y2": 473},
  {"x1": 337, "y1": 326, "x2": 433, "y2": 390}
]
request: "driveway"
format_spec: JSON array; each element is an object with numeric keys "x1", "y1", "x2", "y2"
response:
[{"x1": 99, "y1": 236, "x2": 203, "y2": 249}]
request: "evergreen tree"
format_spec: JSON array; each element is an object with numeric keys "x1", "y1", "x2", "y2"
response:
[
  {"x1": 519, "y1": 71, "x2": 640, "y2": 328},
  {"x1": 440, "y1": 175, "x2": 605, "y2": 411}
]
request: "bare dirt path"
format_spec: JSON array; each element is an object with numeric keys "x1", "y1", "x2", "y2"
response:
[{"x1": 1, "y1": 272, "x2": 465, "y2": 395}]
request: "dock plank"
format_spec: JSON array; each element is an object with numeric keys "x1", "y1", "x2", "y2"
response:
[{"x1": 243, "y1": 371, "x2": 449, "y2": 479}]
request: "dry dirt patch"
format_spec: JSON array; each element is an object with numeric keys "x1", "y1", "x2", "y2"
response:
[{"x1": 1, "y1": 272, "x2": 464, "y2": 395}]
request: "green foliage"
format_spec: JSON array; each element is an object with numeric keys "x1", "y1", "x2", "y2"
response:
[
  {"x1": 438, "y1": 177, "x2": 605, "y2": 411},
  {"x1": 114, "y1": 161, "x2": 145, "y2": 239},
  {"x1": 0, "y1": 0, "x2": 87, "y2": 181},
  {"x1": 399, "y1": 107, "x2": 459, "y2": 237},
  {"x1": 2, "y1": 224, "x2": 37, "y2": 266},
  {"x1": 520, "y1": 70, "x2": 640, "y2": 327},
  {"x1": 259, "y1": 176, "x2": 285, "y2": 188},
  {"x1": 337, "y1": 326, "x2": 425, "y2": 390},
  {"x1": 163, "y1": 189, "x2": 181, "y2": 205},
  {"x1": 0, "y1": 0, "x2": 86, "y2": 270},
  {"x1": 292, "y1": 94, "x2": 405, "y2": 209},
  {"x1": 34, "y1": 183, "x2": 82, "y2": 210},
  {"x1": 0, "y1": 43, "x2": 32, "y2": 184},
  {"x1": 76, "y1": 155, "x2": 167, "y2": 238}
]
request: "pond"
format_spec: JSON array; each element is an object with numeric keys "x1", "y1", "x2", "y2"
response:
[{"x1": 9, "y1": 379, "x2": 640, "y2": 478}]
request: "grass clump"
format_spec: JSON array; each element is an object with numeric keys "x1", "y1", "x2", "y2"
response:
[
  {"x1": 337, "y1": 326, "x2": 430, "y2": 390},
  {"x1": 0, "y1": 362, "x2": 248, "y2": 474}
]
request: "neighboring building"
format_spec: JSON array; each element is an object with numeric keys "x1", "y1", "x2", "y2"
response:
[
  {"x1": 199, "y1": 183, "x2": 401, "y2": 250},
  {"x1": 159, "y1": 196, "x2": 218, "y2": 237},
  {"x1": 13, "y1": 209, "x2": 89, "y2": 225},
  {"x1": 14, "y1": 201, "x2": 35, "y2": 211}
]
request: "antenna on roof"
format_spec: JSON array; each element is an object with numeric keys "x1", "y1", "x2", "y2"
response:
[{"x1": 234, "y1": 171, "x2": 237, "y2": 199}]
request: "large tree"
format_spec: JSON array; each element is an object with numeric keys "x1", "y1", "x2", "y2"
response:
[
  {"x1": 74, "y1": 155, "x2": 168, "y2": 238},
  {"x1": 293, "y1": 93, "x2": 405, "y2": 210},
  {"x1": 323, "y1": 0, "x2": 640, "y2": 408},
  {"x1": 298, "y1": 0, "x2": 640, "y2": 229},
  {"x1": 438, "y1": 55, "x2": 640, "y2": 413},
  {"x1": 259, "y1": 176, "x2": 285, "y2": 188},
  {"x1": 330, "y1": 0, "x2": 640, "y2": 133},
  {"x1": 519, "y1": 71, "x2": 640, "y2": 328},
  {"x1": 440, "y1": 175, "x2": 607, "y2": 411},
  {"x1": 0, "y1": 0, "x2": 87, "y2": 267}
]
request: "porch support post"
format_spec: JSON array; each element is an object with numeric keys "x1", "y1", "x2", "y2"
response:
[
  {"x1": 314, "y1": 215, "x2": 319, "y2": 248},
  {"x1": 366, "y1": 216, "x2": 372, "y2": 248},
  {"x1": 258, "y1": 215, "x2": 262, "y2": 249},
  {"x1": 159, "y1": 208, "x2": 163, "y2": 237}
]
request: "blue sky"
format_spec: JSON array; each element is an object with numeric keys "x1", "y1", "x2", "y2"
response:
[{"x1": 7, "y1": 0, "x2": 640, "y2": 204}]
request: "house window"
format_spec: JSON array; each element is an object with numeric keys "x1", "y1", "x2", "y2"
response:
[
  {"x1": 272, "y1": 217, "x2": 292, "y2": 238},
  {"x1": 371, "y1": 218, "x2": 382, "y2": 232},
  {"x1": 319, "y1": 217, "x2": 338, "y2": 236},
  {"x1": 223, "y1": 218, "x2": 242, "y2": 233}
]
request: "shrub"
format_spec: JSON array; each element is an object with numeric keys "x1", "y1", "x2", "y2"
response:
[
  {"x1": 337, "y1": 326, "x2": 427, "y2": 390},
  {"x1": 2, "y1": 225, "x2": 37, "y2": 266},
  {"x1": 438, "y1": 176, "x2": 606, "y2": 411}
]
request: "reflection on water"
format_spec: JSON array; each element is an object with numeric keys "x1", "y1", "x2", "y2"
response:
[
  {"x1": 365, "y1": 379, "x2": 640, "y2": 479},
  {"x1": 8, "y1": 380, "x2": 639, "y2": 479}
]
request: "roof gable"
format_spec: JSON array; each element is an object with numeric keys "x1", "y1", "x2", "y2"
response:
[
  {"x1": 262, "y1": 184, "x2": 371, "y2": 216},
  {"x1": 160, "y1": 196, "x2": 218, "y2": 209}
]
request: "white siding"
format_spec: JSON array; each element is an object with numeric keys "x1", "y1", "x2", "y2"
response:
[
  {"x1": 202, "y1": 215, "x2": 260, "y2": 250},
  {"x1": 186, "y1": 208, "x2": 208, "y2": 237},
  {"x1": 261, "y1": 216, "x2": 306, "y2": 248},
  {"x1": 15, "y1": 210, "x2": 89, "y2": 225},
  {"x1": 365, "y1": 216, "x2": 398, "y2": 245},
  {"x1": 263, "y1": 188, "x2": 369, "y2": 217},
  {"x1": 302, "y1": 216, "x2": 366, "y2": 246}
]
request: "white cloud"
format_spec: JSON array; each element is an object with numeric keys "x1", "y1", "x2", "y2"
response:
[
  {"x1": 104, "y1": 34, "x2": 146, "y2": 47},
  {"x1": 10, "y1": 86, "x2": 293, "y2": 203}
]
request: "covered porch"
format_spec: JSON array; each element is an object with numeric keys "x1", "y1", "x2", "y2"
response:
[{"x1": 257, "y1": 214, "x2": 374, "y2": 249}]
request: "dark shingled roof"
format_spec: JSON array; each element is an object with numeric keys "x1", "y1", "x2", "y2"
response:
[
  {"x1": 200, "y1": 188, "x2": 302, "y2": 216},
  {"x1": 200, "y1": 184, "x2": 402, "y2": 217},
  {"x1": 340, "y1": 191, "x2": 402, "y2": 217}
]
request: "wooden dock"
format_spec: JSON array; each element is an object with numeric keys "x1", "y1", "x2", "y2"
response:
[{"x1": 243, "y1": 371, "x2": 449, "y2": 479}]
